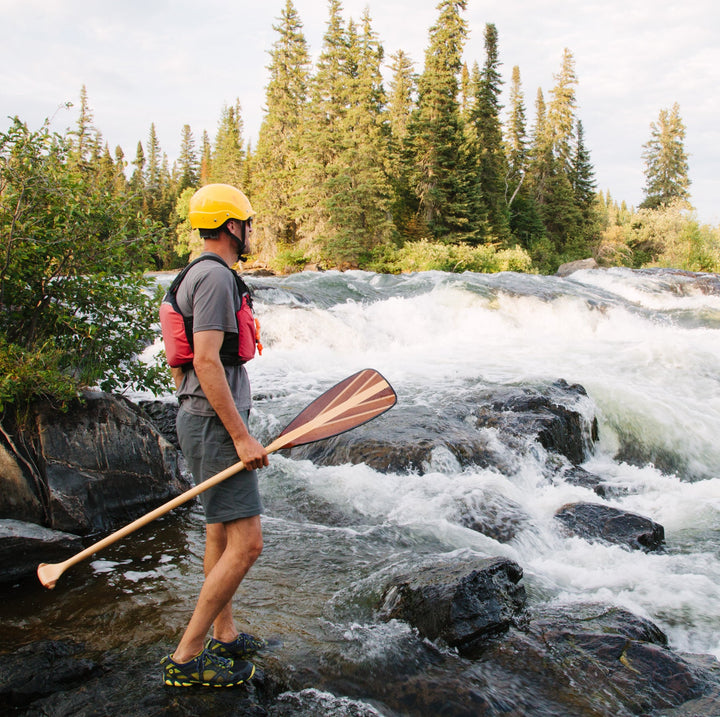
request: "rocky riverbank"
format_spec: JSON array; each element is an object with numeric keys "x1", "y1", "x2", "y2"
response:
[{"x1": 1, "y1": 381, "x2": 719, "y2": 715}]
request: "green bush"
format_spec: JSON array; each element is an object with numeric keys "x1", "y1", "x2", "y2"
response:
[{"x1": 0, "y1": 118, "x2": 171, "y2": 412}]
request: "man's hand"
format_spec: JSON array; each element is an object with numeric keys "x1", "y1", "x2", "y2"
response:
[{"x1": 232, "y1": 433, "x2": 269, "y2": 471}]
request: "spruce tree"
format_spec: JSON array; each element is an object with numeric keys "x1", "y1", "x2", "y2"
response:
[
  {"x1": 211, "y1": 100, "x2": 245, "y2": 187},
  {"x1": 504, "y1": 66, "x2": 544, "y2": 250},
  {"x1": 254, "y1": 0, "x2": 311, "y2": 249},
  {"x1": 177, "y1": 124, "x2": 199, "y2": 192},
  {"x1": 199, "y1": 131, "x2": 212, "y2": 185},
  {"x1": 299, "y1": 0, "x2": 349, "y2": 246},
  {"x1": 322, "y1": 8, "x2": 394, "y2": 264},
  {"x1": 640, "y1": 102, "x2": 691, "y2": 209},
  {"x1": 572, "y1": 119, "x2": 597, "y2": 222},
  {"x1": 547, "y1": 48, "x2": 577, "y2": 172},
  {"x1": 469, "y1": 23, "x2": 510, "y2": 242},
  {"x1": 387, "y1": 49, "x2": 418, "y2": 236},
  {"x1": 406, "y1": 0, "x2": 470, "y2": 241}
]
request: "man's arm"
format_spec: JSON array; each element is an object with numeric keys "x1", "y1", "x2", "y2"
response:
[{"x1": 192, "y1": 329, "x2": 268, "y2": 471}]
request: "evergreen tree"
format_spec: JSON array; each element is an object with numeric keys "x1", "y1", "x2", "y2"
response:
[
  {"x1": 321, "y1": 8, "x2": 394, "y2": 264},
  {"x1": 387, "y1": 49, "x2": 417, "y2": 236},
  {"x1": 572, "y1": 119, "x2": 597, "y2": 221},
  {"x1": 144, "y1": 123, "x2": 163, "y2": 218},
  {"x1": 68, "y1": 85, "x2": 100, "y2": 168},
  {"x1": 546, "y1": 48, "x2": 577, "y2": 172},
  {"x1": 640, "y1": 102, "x2": 691, "y2": 209},
  {"x1": 200, "y1": 130, "x2": 212, "y2": 185},
  {"x1": 505, "y1": 65, "x2": 528, "y2": 186},
  {"x1": 177, "y1": 124, "x2": 199, "y2": 192},
  {"x1": 299, "y1": 0, "x2": 350, "y2": 246},
  {"x1": 129, "y1": 141, "x2": 145, "y2": 199},
  {"x1": 469, "y1": 23, "x2": 510, "y2": 242},
  {"x1": 504, "y1": 66, "x2": 544, "y2": 250},
  {"x1": 254, "y1": 0, "x2": 311, "y2": 249},
  {"x1": 113, "y1": 145, "x2": 127, "y2": 195},
  {"x1": 211, "y1": 100, "x2": 245, "y2": 186},
  {"x1": 406, "y1": 0, "x2": 470, "y2": 241}
]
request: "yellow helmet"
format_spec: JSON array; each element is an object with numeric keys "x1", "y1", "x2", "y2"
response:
[{"x1": 188, "y1": 183, "x2": 256, "y2": 229}]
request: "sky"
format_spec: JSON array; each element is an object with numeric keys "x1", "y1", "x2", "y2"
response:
[{"x1": 2, "y1": 0, "x2": 718, "y2": 224}]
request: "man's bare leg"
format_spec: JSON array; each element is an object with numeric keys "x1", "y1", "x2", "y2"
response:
[{"x1": 172, "y1": 515, "x2": 263, "y2": 663}]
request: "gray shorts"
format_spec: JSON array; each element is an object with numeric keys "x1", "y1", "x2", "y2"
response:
[{"x1": 176, "y1": 408, "x2": 263, "y2": 524}]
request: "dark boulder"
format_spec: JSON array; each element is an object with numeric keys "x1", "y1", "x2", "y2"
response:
[
  {"x1": 36, "y1": 391, "x2": 191, "y2": 535},
  {"x1": 0, "y1": 640, "x2": 102, "y2": 710},
  {"x1": 555, "y1": 502, "x2": 665, "y2": 551},
  {"x1": 290, "y1": 379, "x2": 598, "y2": 474},
  {"x1": 451, "y1": 490, "x2": 530, "y2": 543},
  {"x1": 0, "y1": 519, "x2": 83, "y2": 584},
  {"x1": 137, "y1": 398, "x2": 179, "y2": 449},
  {"x1": 379, "y1": 557, "x2": 526, "y2": 655}
]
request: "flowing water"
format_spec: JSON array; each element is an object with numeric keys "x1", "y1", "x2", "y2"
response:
[{"x1": 4, "y1": 267, "x2": 720, "y2": 712}]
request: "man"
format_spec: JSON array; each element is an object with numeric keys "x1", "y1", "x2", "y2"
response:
[{"x1": 159, "y1": 183, "x2": 269, "y2": 688}]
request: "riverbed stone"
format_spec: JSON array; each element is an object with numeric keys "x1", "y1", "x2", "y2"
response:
[
  {"x1": 555, "y1": 502, "x2": 666, "y2": 551},
  {"x1": 0, "y1": 520, "x2": 83, "y2": 584},
  {"x1": 36, "y1": 391, "x2": 191, "y2": 535},
  {"x1": 379, "y1": 557, "x2": 526, "y2": 655},
  {"x1": 289, "y1": 379, "x2": 598, "y2": 475}
]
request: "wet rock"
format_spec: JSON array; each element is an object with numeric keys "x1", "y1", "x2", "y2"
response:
[
  {"x1": 268, "y1": 688, "x2": 383, "y2": 716},
  {"x1": 473, "y1": 380, "x2": 598, "y2": 465},
  {"x1": 290, "y1": 379, "x2": 598, "y2": 474},
  {"x1": 452, "y1": 490, "x2": 530, "y2": 543},
  {"x1": 36, "y1": 391, "x2": 191, "y2": 535},
  {"x1": 379, "y1": 557, "x2": 526, "y2": 655},
  {"x1": 0, "y1": 520, "x2": 82, "y2": 584},
  {"x1": 556, "y1": 257, "x2": 599, "y2": 276},
  {"x1": 0, "y1": 640, "x2": 102, "y2": 710},
  {"x1": 555, "y1": 502, "x2": 665, "y2": 551},
  {"x1": 137, "y1": 399, "x2": 179, "y2": 449},
  {"x1": 364, "y1": 603, "x2": 717, "y2": 717},
  {"x1": 0, "y1": 439, "x2": 44, "y2": 524}
]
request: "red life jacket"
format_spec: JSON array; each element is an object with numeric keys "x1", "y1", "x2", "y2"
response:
[{"x1": 159, "y1": 254, "x2": 262, "y2": 370}]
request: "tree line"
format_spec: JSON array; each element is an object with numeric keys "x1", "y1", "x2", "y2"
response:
[{"x1": 1, "y1": 0, "x2": 717, "y2": 413}]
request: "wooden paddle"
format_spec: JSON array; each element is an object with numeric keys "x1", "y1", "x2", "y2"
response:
[{"x1": 37, "y1": 368, "x2": 396, "y2": 589}]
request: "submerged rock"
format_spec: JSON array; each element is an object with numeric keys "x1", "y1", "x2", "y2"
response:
[
  {"x1": 0, "y1": 520, "x2": 82, "y2": 585},
  {"x1": 0, "y1": 391, "x2": 192, "y2": 584},
  {"x1": 379, "y1": 557, "x2": 526, "y2": 655},
  {"x1": 555, "y1": 502, "x2": 666, "y2": 552},
  {"x1": 289, "y1": 379, "x2": 598, "y2": 475}
]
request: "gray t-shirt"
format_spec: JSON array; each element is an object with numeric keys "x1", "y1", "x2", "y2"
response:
[{"x1": 175, "y1": 253, "x2": 251, "y2": 415}]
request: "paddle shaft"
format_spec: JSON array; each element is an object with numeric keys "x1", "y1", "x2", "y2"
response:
[{"x1": 37, "y1": 371, "x2": 393, "y2": 588}]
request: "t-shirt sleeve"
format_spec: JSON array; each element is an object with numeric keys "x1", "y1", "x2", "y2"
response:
[{"x1": 190, "y1": 266, "x2": 238, "y2": 334}]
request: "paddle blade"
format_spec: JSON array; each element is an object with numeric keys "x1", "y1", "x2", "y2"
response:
[{"x1": 269, "y1": 369, "x2": 396, "y2": 451}]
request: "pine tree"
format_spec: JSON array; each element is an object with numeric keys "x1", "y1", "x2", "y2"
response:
[
  {"x1": 143, "y1": 123, "x2": 164, "y2": 221},
  {"x1": 129, "y1": 141, "x2": 145, "y2": 200},
  {"x1": 547, "y1": 48, "x2": 577, "y2": 172},
  {"x1": 68, "y1": 85, "x2": 100, "y2": 168},
  {"x1": 321, "y1": 8, "x2": 394, "y2": 264},
  {"x1": 406, "y1": 0, "x2": 470, "y2": 241},
  {"x1": 504, "y1": 66, "x2": 544, "y2": 249},
  {"x1": 298, "y1": 0, "x2": 350, "y2": 246},
  {"x1": 211, "y1": 100, "x2": 245, "y2": 186},
  {"x1": 177, "y1": 124, "x2": 199, "y2": 192},
  {"x1": 469, "y1": 23, "x2": 510, "y2": 242},
  {"x1": 254, "y1": 0, "x2": 311, "y2": 249},
  {"x1": 572, "y1": 119, "x2": 597, "y2": 221},
  {"x1": 387, "y1": 49, "x2": 417, "y2": 236},
  {"x1": 640, "y1": 102, "x2": 691, "y2": 209},
  {"x1": 200, "y1": 131, "x2": 212, "y2": 185},
  {"x1": 505, "y1": 65, "x2": 528, "y2": 185}
]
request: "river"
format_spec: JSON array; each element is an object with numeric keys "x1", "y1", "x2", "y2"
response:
[{"x1": 3, "y1": 266, "x2": 720, "y2": 713}]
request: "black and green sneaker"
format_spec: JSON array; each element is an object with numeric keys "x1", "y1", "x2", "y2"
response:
[
  {"x1": 161, "y1": 648, "x2": 255, "y2": 688},
  {"x1": 205, "y1": 632, "x2": 267, "y2": 660}
]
